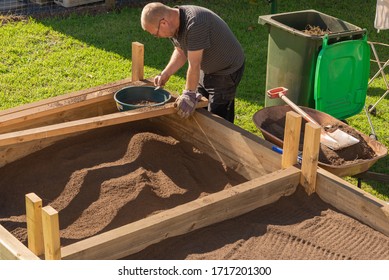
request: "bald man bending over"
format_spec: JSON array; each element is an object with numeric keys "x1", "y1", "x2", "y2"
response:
[{"x1": 141, "y1": 2, "x2": 245, "y2": 122}]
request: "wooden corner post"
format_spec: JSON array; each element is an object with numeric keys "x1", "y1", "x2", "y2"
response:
[
  {"x1": 25, "y1": 193, "x2": 44, "y2": 256},
  {"x1": 131, "y1": 42, "x2": 144, "y2": 82},
  {"x1": 42, "y1": 206, "x2": 61, "y2": 260},
  {"x1": 282, "y1": 111, "x2": 302, "y2": 169},
  {"x1": 300, "y1": 123, "x2": 321, "y2": 195}
]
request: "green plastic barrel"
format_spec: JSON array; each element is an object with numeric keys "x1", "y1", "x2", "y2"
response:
[{"x1": 259, "y1": 10, "x2": 366, "y2": 109}]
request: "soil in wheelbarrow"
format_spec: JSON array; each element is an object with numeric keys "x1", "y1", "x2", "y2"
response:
[{"x1": 262, "y1": 118, "x2": 376, "y2": 166}]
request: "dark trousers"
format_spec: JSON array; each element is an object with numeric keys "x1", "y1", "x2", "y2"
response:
[{"x1": 197, "y1": 62, "x2": 245, "y2": 123}]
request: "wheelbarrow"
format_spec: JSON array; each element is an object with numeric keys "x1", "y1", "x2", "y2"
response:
[{"x1": 253, "y1": 105, "x2": 387, "y2": 177}]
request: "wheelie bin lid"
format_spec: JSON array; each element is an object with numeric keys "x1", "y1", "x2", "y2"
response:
[{"x1": 314, "y1": 35, "x2": 370, "y2": 120}]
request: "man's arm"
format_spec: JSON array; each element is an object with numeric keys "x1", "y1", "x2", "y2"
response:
[
  {"x1": 186, "y1": 49, "x2": 203, "y2": 91},
  {"x1": 157, "y1": 47, "x2": 187, "y2": 86},
  {"x1": 173, "y1": 49, "x2": 203, "y2": 119}
]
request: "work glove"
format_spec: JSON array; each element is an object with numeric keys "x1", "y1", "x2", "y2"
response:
[{"x1": 174, "y1": 90, "x2": 202, "y2": 119}]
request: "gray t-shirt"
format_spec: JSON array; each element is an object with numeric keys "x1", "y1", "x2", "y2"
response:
[{"x1": 171, "y1": 5, "x2": 245, "y2": 75}]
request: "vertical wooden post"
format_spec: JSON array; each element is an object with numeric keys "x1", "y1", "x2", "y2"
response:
[
  {"x1": 300, "y1": 123, "x2": 321, "y2": 195},
  {"x1": 42, "y1": 206, "x2": 61, "y2": 260},
  {"x1": 132, "y1": 42, "x2": 144, "y2": 82},
  {"x1": 25, "y1": 193, "x2": 44, "y2": 256},
  {"x1": 282, "y1": 111, "x2": 302, "y2": 169}
]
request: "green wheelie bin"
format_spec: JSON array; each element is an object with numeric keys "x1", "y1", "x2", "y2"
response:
[{"x1": 259, "y1": 9, "x2": 368, "y2": 117}]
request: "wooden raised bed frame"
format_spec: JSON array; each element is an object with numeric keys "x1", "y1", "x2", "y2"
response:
[{"x1": 1, "y1": 43, "x2": 388, "y2": 260}]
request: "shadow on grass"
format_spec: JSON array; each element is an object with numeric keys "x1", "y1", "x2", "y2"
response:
[
  {"x1": 367, "y1": 84, "x2": 389, "y2": 98},
  {"x1": 353, "y1": 153, "x2": 389, "y2": 199},
  {"x1": 35, "y1": 7, "x2": 173, "y2": 70},
  {"x1": 34, "y1": 3, "x2": 271, "y2": 108}
]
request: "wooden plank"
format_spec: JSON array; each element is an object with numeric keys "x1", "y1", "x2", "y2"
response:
[
  {"x1": 0, "y1": 225, "x2": 40, "y2": 260},
  {"x1": 25, "y1": 193, "x2": 44, "y2": 256},
  {"x1": 300, "y1": 123, "x2": 321, "y2": 195},
  {"x1": 0, "y1": 100, "x2": 117, "y2": 135},
  {"x1": 0, "y1": 77, "x2": 135, "y2": 118},
  {"x1": 186, "y1": 112, "x2": 280, "y2": 176},
  {"x1": 154, "y1": 110, "x2": 281, "y2": 180},
  {"x1": 42, "y1": 206, "x2": 61, "y2": 260},
  {"x1": 0, "y1": 94, "x2": 112, "y2": 132},
  {"x1": 132, "y1": 42, "x2": 144, "y2": 82},
  {"x1": 61, "y1": 167, "x2": 300, "y2": 260},
  {"x1": 0, "y1": 99, "x2": 207, "y2": 148},
  {"x1": 282, "y1": 111, "x2": 302, "y2": 169},
  {"x1": 316, "y1": 168, "x2": 389, "y2": 237},
  {"x1": 0, "y1": 135, "x2": 68, "y2": 168},
  {"x1": 0, "y1": 78, "x2": 148, "y2": 134}
]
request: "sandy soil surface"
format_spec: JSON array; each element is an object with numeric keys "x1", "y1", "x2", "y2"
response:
[{"x1": 0, "y1": 122, "x2": 388, "y2": 260}]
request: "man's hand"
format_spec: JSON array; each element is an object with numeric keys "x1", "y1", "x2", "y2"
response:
[
  {"x1": 174, "y1": 90, "x2": 202, "y2": 118},
  {"x1": 154, "y1": 73, "x2": 168, "y2": 88}
]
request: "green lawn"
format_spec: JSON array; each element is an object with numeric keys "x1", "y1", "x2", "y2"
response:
[{"x1": 0, "y1": 0, "x2": 388, "y2": 200}]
